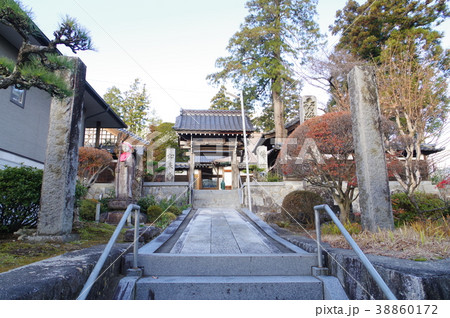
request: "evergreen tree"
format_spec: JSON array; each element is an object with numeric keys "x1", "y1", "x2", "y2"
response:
[
  {"x1": 331, "y1": 0, "x2": 449, "y2": 211},
  {"x1": 104, "y1": 78, "x2": 151, "y2": 136},
  {"x1": 150, "y1": 122, "x2": 186, "y2": 162},
  {"x1": 209, "y1": 85, "x2": 241, "y2": 111},
  {"x1": 331, "y1": 0, "x2": 449, "y2": 62},
  {"x1": 207, "y1": 0, "x2": 322, "y2": 141},
  {"x1": 0, "y1": 0, "x2": 93, "y2": 97}
]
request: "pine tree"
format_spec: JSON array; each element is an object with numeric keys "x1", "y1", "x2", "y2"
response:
[
  {"x1": 0, "y1": 0, "x2": 93, "y2": 97},
  {"x1": 207, "y1": 0, "x2": 322, "y2": 141}
]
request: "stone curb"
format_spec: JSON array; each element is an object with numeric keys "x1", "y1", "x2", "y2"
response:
[
  {"x1": 279, "y1": 231, "x2": 450, "y2": 300},
  {"x1": 0, "y1": 243, "x2": 132, "y2": 300}
]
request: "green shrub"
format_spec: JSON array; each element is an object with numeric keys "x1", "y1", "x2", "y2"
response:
[
  {"x1": 266, "y1": 171, "x2": 283, "y2": 182},
  {"x1": 391, "y1": 192, "x2": 448, "y2": 226},
  {"x1": 75, "y1": 181, "x2": 88, "y2": 207},
  {"x1": 147, "y1": 205, "x2": 163, "y2": 222},
  {"x1": 79, "y1": 199, "x2": 98, "y2": 221},
  {"x1": 98, "y1": 197, "x2": 111, "y2": 214},
  {"x1": 137, "y1": 195, "x2": 157, "y2": 213},
  {"x1": 155, "y1": 212, "x2": 177, "y2": 228},
  {"x1": 158, "y1": 195, "x2": 177, "y2": 211},
  {"x1": 167, "y1": 205, "x2": 182, "y2": 215},
  {"x1": 0, "y1": 166, "x2": 43, "y2": 233},
  {"x1": 281, "y1": 190, "x2": 324, "y2": 227}
]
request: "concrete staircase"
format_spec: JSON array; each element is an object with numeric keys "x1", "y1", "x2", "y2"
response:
[
  {"x1": 115, "y1": 207, "x2": 348, "y2": 300},
  {"x1": 192, "y1": 189, "x2": 241, "y2": 208},
  {"x1": 134, "y1": 253, "x2": 326, "y2": 300}
]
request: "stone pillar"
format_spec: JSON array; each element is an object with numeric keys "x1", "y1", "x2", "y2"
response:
[
  {"x1": 348, "y1": 66, "x2": 394, "y2": 231},
  {"x1": 135, "y1": 146, "x2": 145, "y2": 172},
  {"x1": 35, "y1": 58, "x2": 86, "y2": 242},
  {"x1": 165, "y1": 148, "x2": 175, "y2": 182},
  {"x1": 256, "y1": 146, "x2": 268, "y2": 172},
  {"x1": 135, "y1": 145, "x2": 145, "y2": 196},
  {"x1": 231, "y1": 150, "x2": 239, "y2": 189},
  {"x1": 189, "y1": 150, "x2": 195, "y2": 188},
  {"x1": 78, "y1": 106, "x2": 86, "y2": 147}
]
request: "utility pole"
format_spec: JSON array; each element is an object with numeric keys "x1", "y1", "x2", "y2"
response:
[{"x1": 226, "y1": 90, "x2": 252, "y2": 211}]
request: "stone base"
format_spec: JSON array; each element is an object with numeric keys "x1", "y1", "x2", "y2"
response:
[
  {"x1": 100, "y1": 211, "x2": 147, "y2": 225},
  {"x1": 123, "y1": 226, "x2": 161, "y2": 243},
  {"x1": 100, "y1": 211, "x2": 130, "y2": 225},
  {"x1": 25, "y1": 233, "x2": 80, "y2": 243},
  {"x1": 126, "y1": 268, "x2": 143, "y2": 277},
  {"x1": 108, "y1": 199, "x2": 134, "y2": 211},
  {"x1": 312, "y1": 266, "x2": 329, "y2": 277}
]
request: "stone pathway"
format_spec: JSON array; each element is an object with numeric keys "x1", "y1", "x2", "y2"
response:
[{"x1": 169, "y1": 208, "x2": 284, "y2": 254}]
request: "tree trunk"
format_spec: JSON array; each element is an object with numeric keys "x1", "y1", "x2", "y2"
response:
[
  {"x1": 337, "y1": 198, "x2": 352, "y2": 224},
  {"x1": 272, "y1": 6, "x2": 286, "y2": 147},
  {"x1": 273, "y1": 80, "x2": 286, "y2": 146},
  {"x1": 332, "y1": 191, "x2": 351, "y2": 223}
]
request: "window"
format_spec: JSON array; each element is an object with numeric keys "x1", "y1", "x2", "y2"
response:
[{"x1": 10, "y1": 86, "x2": 26, "y2": 107}]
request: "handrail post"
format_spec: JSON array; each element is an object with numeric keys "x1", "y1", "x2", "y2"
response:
[
  {"x1": 133, "y1": 206, "x2": 140, "y2": 269},
  {"x1": 314, "y1": 207, "x2": 323, "y2": 268},
  {"x1": 95, "y1": 193, "x2": 103, "y2": 223},
  {"x1": 77, "y1": 203, "x2": 140, "y2": 300},
  {"x1": 314, "y1": 204, "x2": 397, "y2": 300}
]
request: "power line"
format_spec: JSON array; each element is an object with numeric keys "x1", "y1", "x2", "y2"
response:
[{"x1": 72, "y1": 0, "x2": 183, "y2": 109}]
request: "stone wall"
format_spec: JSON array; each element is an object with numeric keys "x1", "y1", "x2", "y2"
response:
[
  {"x1": 389, "y1": 180, "x2": 439, "y2": 195},
  {"x1": 0, "y1": 244, "x2": 130, "y2": 300},
  {"x1": 283, "y1": 234, "x2": 450, "y2": 300},
  {"x1": 86, "y1": 182, "x2": 115, "y2": 199},
  {"x1": 245, "y1": 180, "x2": 441, "y2": 217},
  {"x1": 243, "y1": 181, "x2": 334, "y2": 215},
  {"x1": 142, "y1": 182, "x2": 189, "y2": 202},
  {"x1": 243, "y1": 181, "x2": 305, "y2": 214}
]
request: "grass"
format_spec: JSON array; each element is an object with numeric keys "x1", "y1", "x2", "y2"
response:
[
  {"x1": 0, "y1": 222, "x2": 127, "y2": 273},
  {"x1": 317, "y1": 217, "x2": 450, "y2": 261},
  {"x1": 0, "y1": 217, "x2": 176, "y2": 274}
]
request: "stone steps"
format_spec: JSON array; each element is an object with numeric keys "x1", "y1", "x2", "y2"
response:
[
  {"x1": 138, "y1": 253, "x2": 317, "y2": 277},
  {"x1": 192, "y1": 189, "x2": 241, "y2": 208},
  {"x1": 135, "y1": 275, "x2": 324, "y2": 300},
  {"x1": 117, "y1": 207, "x2": 348, "y2": 300}
]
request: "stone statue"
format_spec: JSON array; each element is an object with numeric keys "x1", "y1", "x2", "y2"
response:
[{"x1": 116, "y1": 141, "x2": 135, "y2": 200}]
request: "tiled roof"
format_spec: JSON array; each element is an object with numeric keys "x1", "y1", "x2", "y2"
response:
[
  {"x1": 262, "y1": 117, "x2": 300, "y2": 137},
  {"x1": 173, "y1": 109, "x2": 254, "y2": 133},
  {"x1": 118, "y1": 128, "x2": 150, "y2": 145}
]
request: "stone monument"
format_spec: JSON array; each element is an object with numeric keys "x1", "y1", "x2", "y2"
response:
[
  {"x1": 116, "y1": 141, "x2": 135, "y2": 200},
  {"x1": 165, "y1": 148, "x2": 175, "y2": 182},
  {"x1": 104, "y1": 141, "x2": 138, "y2": 223},
  {"x1": 300, "y1": 95, "x2": 317, "y2": 123},
  {"x1": 348, "y1": 65, "x2": 394, "y2": 231},
  {"x1": 32, "y1": 58, "x2": 86, "y2": 242},
  {"x1": 256, "y1": 146, "x2": 268, "y2": 172}
]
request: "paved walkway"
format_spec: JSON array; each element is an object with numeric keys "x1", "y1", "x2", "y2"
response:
[{"x1": 168, "y1": 208, "x2": 285, "y2": 254}]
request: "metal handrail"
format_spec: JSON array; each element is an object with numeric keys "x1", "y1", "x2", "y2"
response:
[
  {"x1": 314, "y1": 204, "x2": 397, "y2": 300},
  {"x1": 77, "y1": 204, "x2": 141, "y2": 300}
]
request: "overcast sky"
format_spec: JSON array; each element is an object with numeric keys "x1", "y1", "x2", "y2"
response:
[{"x1": 18, "y1": 0, "x2": 450, "y2": 167}]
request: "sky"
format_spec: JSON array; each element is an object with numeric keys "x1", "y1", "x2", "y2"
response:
[
  {"x1": 19, "y1": 0, "x2": 359, "y2": 120},
  {"x1": 17, "y1": 0, "x2": 450, "y2": 167}
]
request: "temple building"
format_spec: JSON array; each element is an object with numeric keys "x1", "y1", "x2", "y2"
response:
[{"x1": 173, "y1": 109, "x2": 255, "y2": 190}]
